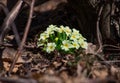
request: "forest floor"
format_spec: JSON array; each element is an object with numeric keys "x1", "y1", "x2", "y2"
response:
[{"x1": 1, "y1": 43, "x2": 120, "y2": 83}]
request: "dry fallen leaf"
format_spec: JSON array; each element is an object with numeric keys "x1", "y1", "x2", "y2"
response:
[
  {"x1": 38, "y1": 75, "x2": 63, "y2": 83},
  {"x1": 92, "y1": 64, "x2": 108, "y2": 79},
  {"x1": 85, "y1": 43, "x2": 97, "y2": 54},
  {"x1": 92, "y1": 69, "x2": 108, "y2": 79},
  {"x1": 2, "y1": 47, "x2": 32, "y2": 63},
  {"x1": 53, "y1": 61, "x2": 62, "y2": 68},
  {"x1": 3, "y1": 62, "x2": 22, "y2": 73},
  {"x1": 2, "y1": 47, "x2": 33, "y2": 73},
  {"x1": 111, "y1": 66, "x2": 120, "y2": 79}
]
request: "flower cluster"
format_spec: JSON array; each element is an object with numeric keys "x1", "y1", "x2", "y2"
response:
[{"x1": 37, "y1": 25, "x2": 88, "y2": 53}]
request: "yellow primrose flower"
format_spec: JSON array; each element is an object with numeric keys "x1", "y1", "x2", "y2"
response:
[
  {"x1": 48, "y1": 25, "x2": 58, "y2": 30},
  {"x1": 48, "y1": 24, "x2": 56, "y2": 29},
  {"x1": 61, "y1": 40, "x2": 71, "y2": 51},
  {"x1": 78, "y1": 34, "x2": 86, "y2": 40},
  {"x1": 58, "y1": 25, "x2": 65, "y2": 33},
  {"x1": 72, "y1": 28, "x2": 79, "y2": 35},
  {"x1": 40, "y1": 32, "x2": 49, "y2": 40},
  {"x1": 46, "y1": 25, "x2": 57, "y2": 34},
  {"x1": 37, "y1": 39, "x2": 44, "y2": 47},
  {"x1": 46, "y1": 43, "x2": 56, "y2": 53},
  {"x1": 70, "y1": 33, "x2": 80, "y2": 40},
  {"x1": 46, "y1": 28, "x2": 54, "y2": 35},
  {"x1": 78, "y1": 38, "x2": 84, "y2": 44},
  {"x1": 64, "y1": 26, "x2": 72, "y2": 36},
  {"x1": 71, "y1": 41, "x2": 80, "y2": 49},
  {"x1": 80, "y1": 41, "x2": 88, "y2": 49}
]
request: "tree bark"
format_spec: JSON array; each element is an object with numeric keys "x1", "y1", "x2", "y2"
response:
[{"x1": 100, "y1": 3, "x2": 111, "y2": 41}]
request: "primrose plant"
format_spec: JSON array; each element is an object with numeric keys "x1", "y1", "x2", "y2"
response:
[{"x1": 37, "y1": 25, "x2": 88, "y2": 54}]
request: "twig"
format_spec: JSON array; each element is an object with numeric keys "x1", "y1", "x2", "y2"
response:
[
  {"x1": 0, "y1": 1, "x2": 23, "y2": 42},
  {"x1": 103, "y1": 44, "x2": 120, "y2": 49},
  {"x1": 103, "y1": 48, "x2": 120, "y2": 51},
  {"x1": 9, "y1": 0, "x2": 35, "y2": 74},
  {"x1": 100, "y1": 60, "x2": 120, "y2": 63},
  {"x1": 0, "y1": 3, "x2": 21, "y2": 45},
  {"x1": 94, "y1": 53, "x2": 111, "y2": 67},
  {"x1": 0, "y1": 77, "x2": 37, "y2": 83},
  {"x1": 0, "y1": 43, "x2": 36, "y2": 49},
  {"x1": 34, "y1": 0, "x2": 67, "y2": 13},
  {"x1": 96, "y1": 4, "x2": 104, "y2": 53}
]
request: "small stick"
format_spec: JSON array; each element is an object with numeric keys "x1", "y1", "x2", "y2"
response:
[
  {"x1": 0, "y1": 77, "x2": 37, "y2": 83},
  {"x1": 96, "y1": 5, "x2": 104, "y2": 53},
  {"x1": 100, "y1": 60, "x2": 120, "y2": 63},
  {"x1": 103, "y1": 44, "x2": 120, "y2": 49},
  {"x1": 0, "y1": 3, "x2": 21, "y2": 45},
  {"x1": 9, "y1": 0, "x2": 35, "y2": 74},
  {"x1": 0, "y1": 0, "x2": 23, "y2": 45}
]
